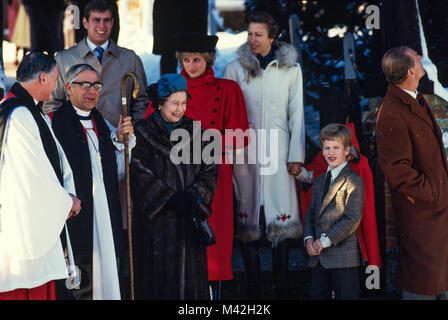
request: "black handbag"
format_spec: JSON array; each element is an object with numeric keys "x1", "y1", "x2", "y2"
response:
[{"x1": 192, "y1": 187, "x2": 216, "y2": 248}]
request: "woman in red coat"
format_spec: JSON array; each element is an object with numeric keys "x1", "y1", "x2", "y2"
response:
[
  {"x1": 177, "y1": 34, "x2": 249, "y2": 299},
  {"x1": 145, "y1": 33, "x2": 249, "y2": 299}
]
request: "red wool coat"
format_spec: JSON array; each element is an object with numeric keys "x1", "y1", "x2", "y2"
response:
[
  {"x1": 300, "y1": 123, "x2": 381, "y2": 267},
  {"x1": 145, "y1": 68, "x2": 249, "y2": 280}
]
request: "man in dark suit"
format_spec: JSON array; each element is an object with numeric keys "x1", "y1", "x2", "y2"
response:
[
  {"x1": 303, "y1": 123, "x2": 364, "y2": 300},
  {"x1": 377, "y1": 46, "x2": 448, "y2": 300}
]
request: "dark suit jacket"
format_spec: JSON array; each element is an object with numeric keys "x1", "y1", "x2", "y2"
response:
[
  {"x1": 304, "y1": 164, "x2": 364, "y2": 269},
  {"x1": 376, "y1": 84, "x2": 448, "y2": 295}
]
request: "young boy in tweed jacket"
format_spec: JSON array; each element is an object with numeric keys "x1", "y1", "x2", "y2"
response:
[{"x1": 303, "y1": 123, "x2": 364, "y2": 300}]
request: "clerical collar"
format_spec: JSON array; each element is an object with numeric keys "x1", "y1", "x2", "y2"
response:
[
  {"x1": 86, "y1": 38, "x2": 109, "y2": 53},
  {"x1": 33, "y1": 99, "x2": 44, "y2": 113},
  {"x1": 400, "y1": 87, "x2": 418, "y2": 99},
  {"x1": 72, "y1": 105, "x2": 91, "y2": 119}
]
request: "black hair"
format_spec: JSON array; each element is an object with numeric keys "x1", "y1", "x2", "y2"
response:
[
  {"x1": 147, "y1": 83, "x2": 167, "y2": 109},
  {"x1": 16, "y1": 51, "x2": 57, "y2": 83},
  {"x1": 84, "y1": 0, "x2": 114, "y2": 20}
]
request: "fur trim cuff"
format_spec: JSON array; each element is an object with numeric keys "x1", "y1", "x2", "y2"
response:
[
  {"x1": 266, "y1": 221, "x2": 303, "y2": 243},
  {"x1": 236, "y1": 225, "x2": 262, "y2": 242}
]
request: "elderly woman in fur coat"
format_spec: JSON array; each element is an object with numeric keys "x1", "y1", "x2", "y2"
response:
[
  {"x1": 144, "y1": 34, "x2": 249, "y2": 300},
  {"x1": 174, "y1": 33, "x2": 249, "y2": 300},
  {"x1": 224, "y1": 11, "x2": 305, "y2": 299},
  {"x1": 131, "y1": 74, "x2": 218, "y2": 300}
]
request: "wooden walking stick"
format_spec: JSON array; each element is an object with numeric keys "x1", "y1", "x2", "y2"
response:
[{"x1": 121, "y1": 72, "x2": 139, "y2": 300}]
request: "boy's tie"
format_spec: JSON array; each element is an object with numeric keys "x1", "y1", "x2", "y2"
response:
[{"x1": 322, "y1": 171, "x2": 332, "y2": 202}]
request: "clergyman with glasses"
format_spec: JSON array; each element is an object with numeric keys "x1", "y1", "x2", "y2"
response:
[
  {"x1": 45, "y1": 2, "x2": 148, "y2": 294},
  {"x1": 48, "y1": 63, "x2": 135, "y2": 300}
]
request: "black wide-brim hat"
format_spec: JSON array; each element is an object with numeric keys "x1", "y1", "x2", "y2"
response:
[{"x1": 174, "y1": 32, "x2": 219, "y2": 53}]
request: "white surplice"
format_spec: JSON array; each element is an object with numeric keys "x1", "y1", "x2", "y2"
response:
[
  {"x1": 74, "y1": 106, "x2": 134, "y2": 300},
  {"x1": 0, "y1": 106, "x2": 76, "y2": 292}
]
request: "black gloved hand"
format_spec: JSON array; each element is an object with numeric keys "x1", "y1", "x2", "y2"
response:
[{"x1": 166, "y1": 191, "x2": 196, "y2": 214}]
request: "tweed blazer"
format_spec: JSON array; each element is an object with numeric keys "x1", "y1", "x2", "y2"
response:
[
  {"x1": 303, "y1": 164, "x2": 364, "y2": 269},
  {"x1": 45, "y1": 37, "x2": 148, "y2": 127}
]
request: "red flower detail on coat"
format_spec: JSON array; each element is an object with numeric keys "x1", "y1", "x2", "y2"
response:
[
  {"x1": 239, "y1": 211, "x2": 248, "y2": 219},
  {"x1": 276, "y1": 213, "x2": 291, "y2": 222}
]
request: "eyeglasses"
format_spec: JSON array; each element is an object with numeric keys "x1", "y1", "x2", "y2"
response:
[{"x1": 71, "y1": 81, "x2": 103, "y2": 91}]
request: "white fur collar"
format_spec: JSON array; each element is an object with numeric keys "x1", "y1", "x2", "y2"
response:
[{"x1": 236, "y1": 41, "x2": 298, "y2": 81}]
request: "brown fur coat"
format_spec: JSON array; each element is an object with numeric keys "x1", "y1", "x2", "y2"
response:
[{"x1": 131, "y1": 114, "x2": 218, "y2": 299}]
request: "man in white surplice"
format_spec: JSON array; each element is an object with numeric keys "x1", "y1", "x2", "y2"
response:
[
  {"x1": 0, "y1": 52, "x2": 82, "y2": 300},
  {"x1": 49, "y1": 63, "x2": 135, "y2": 300}
]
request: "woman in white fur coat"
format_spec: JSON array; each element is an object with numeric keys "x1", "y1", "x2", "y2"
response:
[{"x1": 224, "y1": 11, "x2": 305, "y2": 299}]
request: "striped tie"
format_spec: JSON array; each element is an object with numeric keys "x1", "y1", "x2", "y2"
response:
[{"x1": 416, "y1": 93, "x2": 428, "y2": 112}]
